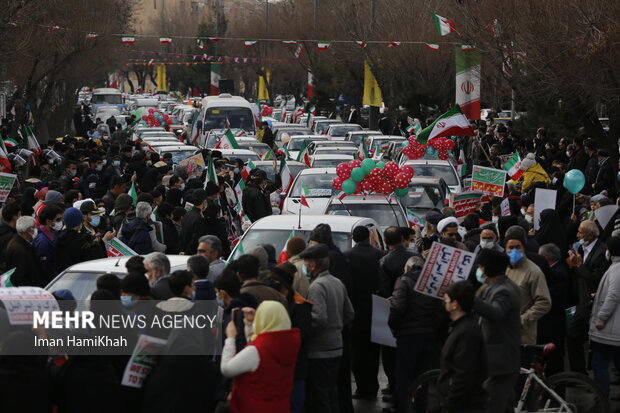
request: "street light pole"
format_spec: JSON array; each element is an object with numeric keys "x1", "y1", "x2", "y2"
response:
[
  {"x1": 313, "y1": 0, "x2": 318, "y2": 31},
  {"x1": 264, "y1": 0, "x2": 269, "y2": 34}
]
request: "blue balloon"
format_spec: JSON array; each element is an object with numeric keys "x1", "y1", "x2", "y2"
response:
[
  {"x1": 563, "y1": 169, "x2": 586, "y2": 194},
  {"x1": 426, "y1": 146, "x2": 437, "y2": 156}
]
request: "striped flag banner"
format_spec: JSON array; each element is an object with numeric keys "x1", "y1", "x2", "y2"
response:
[
  {"x1": 300, "y1": 182, "x2": 310, "y2": 208},
  {"x1": 455, "y1": 47, "x2": 481, "y2": 120},
  {"x1": 278, "y1": 231, "x2": 295, "y2": 263},
  {"x1": 502, "y1": 152, "x2": 523, "y2": 181},
  {"x1": 128, "y1": 182, "x2": 138, "y2": 206}
]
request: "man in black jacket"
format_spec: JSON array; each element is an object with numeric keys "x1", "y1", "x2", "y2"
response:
[
  {"x1": 593, "y1": 149, "x2": 615, "y2": 197},
  {"x1": 204, "y1": 204, "x2": 231, "y2": 258},
  {"x1": 440, "y1": 281, "x2": 487, "y2": 413},
  {"x1": 474, "y1": 248, "x2": 521, "y2": 413},
  {"x1": 5, "y1": 216, "x2": 42, "y2": 287},
  {"x1": 389, "y1": 255, "x2": 443, "y2": 413},
  {"x1": 241, "y1": 168, "x2": 280, "y2": 223},
  {"x1": 179, "y1": 189, "x2": 208, "y2": 255},
  {"x1": 156, "y1": 202, "x2": 180, "y2": 254},
  {"x1": 0, "y1": 203, "x2": 20, "y2": 272},
  {"x1": 345, "y1": 226, "x2": 385, "y2": 400}
]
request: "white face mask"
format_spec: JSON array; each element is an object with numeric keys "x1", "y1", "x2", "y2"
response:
[
  {"x1": 566, "y1": 151, "x2": 572, "y2": 158},
  {"x1": 53, "y1": 221, "x2": 63, "y2": 231},
  {"x1": 606, "y1": 250, "x2": 611, "y2": 261},
  {"x1": 521, "y1": 208, "x2": 527, "y2": 216},
  {"x1": 31, "y1": 228, "x2": 38, "y2": 239},
  {"x1": 525, "y1": 215, "x2": 533, "y2": 224},
  {"x1": 480, "y1": 239, "x2": 495, "y2": 249},
  {"x1": 552, "y1": 177, "x2": 558, "y2": 185},
  {"x1": 95, "y1": 164, "x2": 103, "y2": 172},
  {"x1": 179, "y1": 183, "x2": 185, "y2": 191},
  {"x1": 492, "y1": 216, "x2": 499, "y2": 223}
]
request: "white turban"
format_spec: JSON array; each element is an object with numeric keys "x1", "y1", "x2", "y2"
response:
[{"x1": 437, "y1": 217, "x2": 459, "y2": 234}]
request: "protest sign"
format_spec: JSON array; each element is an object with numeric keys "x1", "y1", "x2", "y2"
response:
[
  {"x1": 371, "y1": 295, "x2": 396, "y2": 347},
  {"x1": 594, "y1": 204, "x2": 619, "y2": 230},
  {"x1": 184, "y1": 202, "x2": 194, "y2": 212},
  {"x1": 0, "y1": 173, "x2": 17, "y2": 202},
  {"x1": 414, "y1": 242, "x2": 476, "y2": 299},
  {"x1": 450, "y1": 192, "x2": 483, "y2": 218},
  {"x1": 500, "y1": 198, "x2": 511, "y2": 216},
  {"x1": 471, "y1": 166, "x2": 507, "y2": 197},
  {"x1": 0, "y1": 287, "x2": 59, "y2": 325},
  {"x1": 534, "y1": 189, "x2": 557, "y2": 230},
  {"x1": 178, "y1": 153, "x2": 205, "y2": 178},
  {"x1": 106, "y1": 237, "x2": 138, "y2": 257},
  {"x1": 121, "y1": 334, "x2": 168, "y2": 388}
]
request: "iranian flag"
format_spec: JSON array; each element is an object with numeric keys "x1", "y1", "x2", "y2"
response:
[
  {"x1": 432, "y1": 13, "x2": 455, "y2": 36},
  {"x1": 205, "y1": 154, "x2": 218, "y2": 186},
  {"x1": 279, "y1": 158, "x2": 294, "y2": 194},
  {"x1": 86, "y1": 32, "x2": 98, "y2": 40},
  {"x1": 216, "y1": 129, "x2": 240, "y2": 149},
  {"x1": 503, "y1": 152, "x2": 523, "y2": 181},
  {"x1": 121, "y1": 36, "x2": 135, "y2": 44},
  {"x1": 455, "y1": 47, "x2": 481, "y2": 120},
  {"x1": 357, "y1": 139, "x2": 370, "y2": 159},
  {"x1": 234, "y1": 179, "x2": 246, "y2": 207},
  {"x1": 282, "y1": 40, "x2": 297, "y2": 45},
  {"x1": 296, "y1": 141, "x2": 311, "y2": 167},
  {"x1": 22, "y1": 126, "x2": 42, "y2": 158},
  {"x1": 128, "y1": 182, "x2": 138, "y2": 206},
  {"x1": 244, "y1": 40, "x2": 257, "y2": 47},
  {"x1": 280, "y1": 108, "x2": 287, "y2": 122},
  {"x1": 425, "y1": 43, "x2": 440, "y2": 51},
  {"x1": 406, "y1": 209, "x2": 424, "y2": 227},
  {"x1": 387, "y1": 41, "x2": 401, "y2": 48},
  {"x1": 159, "y1": 37, "x2": 172, "y2": 44},
  {"x1": 261, "y1": 149, "x2": 273, "y2": 160},
  {"x1": 106, "y1": 238, "x2": 137, "y2": 257},
  {"x1": 4, "y1": 138, "x2": 17, "y2": 148},
  {"x1": 300, "y1": 182, "x2": 310, "y2": 208},
  {"x1": 456, "y1": 148, "x2": 468, "y2": 177},
  {"x1": 356, "y1": 41, "x2": 367, "y2": 48},
  {"x1": 309, "y1": 105, "x2": 316, "y2": 115},
  {"x1": 189, "y1": 110, "x2": 201, "y2": 145},
  {"x1": 241, "y1": 160, "x2": 256, "y2": 181},
  {"x1": 0, "y1": 268, "x2": 15, "y2": 287},
  {"x1": 416, "y1": 105, "x2": 475, "y2": 145},
  {"x1": 317, "y1": 41, "x2": 331, "y2": 50},
  {"x1": 0, "y1": 145, "x2": 11, "y2": 172},
  {"x1": 406, "y1": 117, "x2": 422, "y2": 136},
  {"x1": 278, "y1": 231, "x2": 295, "y2": 263}
]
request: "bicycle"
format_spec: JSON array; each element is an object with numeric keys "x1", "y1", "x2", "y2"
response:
[{"x1": 407, "y1": 343, "x2": 609, "y2": 412}]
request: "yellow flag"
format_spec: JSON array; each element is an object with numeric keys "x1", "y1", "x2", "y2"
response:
[
  {"x1": 156, "y1": 65, "x2": 167, "y2": 92},
  {"x1": 363, "y1": 62, "x2": 382, "y2": 107},
  {"x1": 258, "y1": 70, "x2": 270, "y2": 101}
]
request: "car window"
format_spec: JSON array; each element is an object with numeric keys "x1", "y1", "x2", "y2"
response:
[
  {"x1": 289, "y1": 173, "x2": 336, "y2": 197},
  {"x1": 166, "y1": 150, "x2": 199, "y2": 164},
  {"x1": 402, "y1": 185, "x2": 444, "y2": 209},
  {"x1": 288, "y1": 138, "x2": 326, "y2": 150},
  {"x1": 233, "y1": 230, "x2": 351, "y2": 260},
  {"x1": 47, "y1": 272, "x2": 123, "y2": 303},
  {"x1": 325, "y1": 204, "x2": 407, "y2": 230},
  {"x1": 314, "y1": 148, "x2": 358, "y2": 156},
  {"x1": 312, "y1": 159, "x2": 349, "y2": 168},
  {"x1": 329, "y1": 125, "x2": 362, "y2": 136},
  {"x1": 410, "y1": 165, "x2": 458, "y2": 186}
]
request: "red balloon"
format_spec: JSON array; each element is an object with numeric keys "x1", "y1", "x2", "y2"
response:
[
  {"x1": 141, "y1": 115, "x2": 148, "y2": 121},
  {"x1": 349, "y1": 159, "x2": 362, "y2": 169},
  {"x1": 336, "y1": 163, "x2": 352, "y2": 179},
  {"x1": 380, "y1": 182, "x2": 393, "y2": 194},
  {"x1": 446, "y1": 139, "x2": 455, "y2": 150},
  {"x1": 438, "y1": 150, "x2": 449, "y2": 160},
  {"x1": 148, "y1": 108, "x2": 154, "y2": 114},
  {"x1": 408, "y1": 137, "x2": 417, "y2": 146},
  {"x1": 333, "y1": 177, "x2": 344, "y2": 190},
  {"x1": 383, "y1": 162, "x2": 398, "y2": 178},
  {"x1": 361, "y1": 179, "x2": 374, "y2": 192},
  {"x1": 394, "y1": 173, "x2": 409, "y2": 188},
  {"x1": 400, "y1": 165, "x2": 414, "y2": 178}
]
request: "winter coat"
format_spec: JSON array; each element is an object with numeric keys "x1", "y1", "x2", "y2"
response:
[
  {"x1": 0, "y1": 223, "x2": 16, "y2": 272},
  {"x1": 121, "y1": 218, "x2": 154, "y2": 255},
  {"x1": 178, "y1": 207, "x2": 208, "y2": 255},
  {"x1": 6, "y1": 235, "x2": 42, "y2": 287},
  {"x1": 589, "y1": 257, "x2": 620, "y2": 346},
  {"x1": 506, "y1": 257, "x2": 552, "y2": 344},
  {"x1": 240, "y1": 281, "x2": 288, "y2": 307},
  {"x1": 160, "y1": 217, "x2": 180, "y2": 254},
  {"x1": 229, "y1": 329, "x2": 301, "y2": 413},
  {"x1": 594, "y1": 157, "x2": 616, "y2": 196},
  {"x1": 570, "y1": 240, "x2": 610, "y2": 327},
  {"x1": 378, "y1": 245, "x2": 416, "y2": 297},
  {"x1": 55, "y1": 229, "x2": 106, "y2": 272},
  {"x1": 388, "y1": 269, "x2": 443, "y2": 340},
  {"x1": 522, "y1": 163, "x2": 551, "y2": 193},
  {"x1": 205, "y1": 217, "x2": 231, "y2": 258},
  {"x1": 242, "y1": 182, "x2": 272, "y2": 223},
  {"x1": 438, "y1": 314, "x2": 488, "y2": 411},
  {"x1": 32, "y1": 227, "x2": 58, "y2": 285}
]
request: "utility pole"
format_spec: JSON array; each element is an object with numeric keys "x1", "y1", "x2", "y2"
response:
[
  {"x1": 313, "y1": 0, "x2": 318, "y2": 31},
  {"x1": 368, "y1": 0, "x2": 379, "y2": 130},
  {"x1": 264, "y1": 0, "x2": 269, "y2": 34}
]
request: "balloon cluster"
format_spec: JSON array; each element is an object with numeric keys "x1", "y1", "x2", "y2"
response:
[
  {"x1": 333, "y1": 158, "x2": 414, "y2": 197},
  {"x1": 141, "y1": 109, "x2": 172, "y2": 128},
  {"x1": 401, "y1": 136, "x2": 455, "y2": 161}
]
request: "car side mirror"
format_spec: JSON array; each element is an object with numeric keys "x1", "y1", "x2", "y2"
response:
[{"x1": 279, "y1": 193, "x2": 287, "y2": 200}]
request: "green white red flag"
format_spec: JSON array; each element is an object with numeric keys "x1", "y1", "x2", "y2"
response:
[
  {"x1": 432, "y1": 13, "x2": 455, "y2": 36},
  {"x1": 278, "y1": 230, "x2": 295, "y2": 263},
  {"x1": 189, "y1": 110, "x2": 201, "y2": 145},
  {"x1": 300, "y1": 182, "x2": 310, "y2": 208},
  {"x1": 416, "y1": 104, "x2": 475, "y2": 145},
  {"x1": 241, "y1": 160, "x2": 256, "y2": 181},
  {"x1": 296, "y1": 141, "x2": 311, "y2": 167},
  {"x1": 205, "y1": 154, "x2": 218, "y2": 187},
  {"x1": 128, "y1": 182, "x2": 138, "y2": 206},
  {"x1": 279, "y1": 158, "x2": 294, "y2": 194},
  {"x1": 502, "y1": 152, "x2": 523, "y2": 181},
  {"x1": 455, "y1": 47, "x2": 481, "y2": 120},
  {"x1": 216, "y1": 128, "x2": 240, "y2": 149}
]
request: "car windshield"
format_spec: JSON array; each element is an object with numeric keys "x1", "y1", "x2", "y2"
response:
[
  {"x1": 289, "y1": 173, "x2": 336, "y2": 197},
  {"x1": 409, "y1": 165, "x2": 459, "y2": 186},
  {"x1": 329, "y1": 125, "x2": 362, "y2": 136},
  {"x1": 277, "y1": 129, "x2": 311, "y2": 139},
  {"x1": 402, "y1": 185, "x2": 444, "y2": 210},
  {"x1": 92, "y1": 94, "x2": 123, "y2": 105},
  {"x1": 312, "y1": 159, "x2": 351, "y2": 168},
  {"x1": 233, "y1": 230, "x2": 351, "y2": 259},
  {"x1": 238, "y1": 143, "x2": 270, "y2": 156},
  {"x1": 314, "y1": 148, "x2": 358, "y2": 156},
  {"x1": 348, "y1": 133, "x2": 379, "y2": 146},
  {"x1": 256, "y1": 164, "x2": 307, "y2": 184},
  {"x1": 165, "y1": 150, "x2": 199, "y2": 164},
  {"x1": 204, "y1": 107, "x2": 254, "y2": 131},
  {"x1": 288, "y1": 138, "x2": 326, "y2": 150},
  {"x1": 370, "y1": 139, "x2": 403, "y2": 155},
  {"x1": 222, "y1": 152, "x2": 260, "y2": 164},
  {"x1": 325, "y1": 203, "x2": 407, "y2": 230},
  {"x1": 47, "y1": 272, "x2": 124, "y2": 302},
  {"x1": 315, "y1": 122, "x2": 337, "y2": 134}
]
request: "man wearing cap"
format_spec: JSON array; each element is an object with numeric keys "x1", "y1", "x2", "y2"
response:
[
  {"x1": 79, "y1": 200, "x2": 104, "y2": 236},
  {"x1": 593, "y1": 149, "x2": 615, "y2": 197},
  {"x1": 179, "y1": 189, "x2": 209, "y2": 255},
  {"x1": 55, "y1": 207, "x2": 115, "y2": 272},
  {"x1": 102, "y1": 176, "x2": 125, "y2": 215},
  {"x1": 242, "y1": 167, "x2": 281, "y2": 223},
  {"x1": 504, "y1": 228, "x2": 551, "y2": 345},
  {"x1": 417, "y1": 210, "x2": 443, "y2": 253},
  {"x1": 301, "y1": 243, "x2": 354, "y2": 413}
]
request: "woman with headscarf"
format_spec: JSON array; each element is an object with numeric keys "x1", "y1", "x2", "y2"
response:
[
  {"x1": 497, "y1": 216, "x2": 519, "y2": 245},
  {"x1": 535, "y1": 209, "x2": 567, "y2": 257},
  {"x1": 221, "y1": 301, "x2": 300, "y2": 413}
]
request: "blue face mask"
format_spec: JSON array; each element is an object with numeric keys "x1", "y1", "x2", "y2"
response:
[
  {"x1": 476, "y1": 267, "x2": 486, "y2": 284},
  {"x1": 188, "y1": 290, "x2": 196, "y2": 300},
  {"x1": 120, "y1": 295, "x2": 134, "y2": 307},
  {"x1": 508, "y1": 248, "x2": 523, "y2": 264},
  {"x1": 216, "y1": 297, "x2": 225, "y2": 307},
  {"x1": 302, "y1": 264, "x2": 310, "y2": 278},
  {"x1": 90, "y1": 215, "x2": 101, "y2": 227},
  {"x1": 113, "y1": 160, "x2": 121, "y2": 167}
]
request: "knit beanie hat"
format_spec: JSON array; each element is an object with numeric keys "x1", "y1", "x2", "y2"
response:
[
  {"x1": 309, "y1": 223, "x2": 334, "y2": 247},
  {"x1": 519, "y1": 153, "x2": 536, "y2": 171},
  {"x1": 121, "y1": 273, "x2": 151, "y2": 297},
  {"x1": 115, "y1": 194, "x2": 133, "y2": 214},
  {"x1": 286, "y1": 236, "x2": 307, "y2": 257},
  {"x1": 45, "y1": 190, "x2": 63, "y2": 204},
  {"x1": 63, "y1": 207, "x2": 84, "y2": 229},
  {"x1": 504, "y1": 225, "x2": 526, "y2": 247}
]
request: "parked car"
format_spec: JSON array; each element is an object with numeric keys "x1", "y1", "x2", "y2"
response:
[
  {"x1": 323, "y1": 194, "x2": 408, "y2": 231},
  {"x1": 282, "y1": 167, "x2": 336, "y2": 214}
]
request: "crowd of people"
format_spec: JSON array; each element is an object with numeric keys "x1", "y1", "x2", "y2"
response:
[{"x1": 0, "y1": 113, "x2": 617, "y2": 413}]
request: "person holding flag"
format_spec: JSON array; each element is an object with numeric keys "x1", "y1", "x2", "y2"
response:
[{"x1": 242, "y1": 160, "x2": 281, "y2": 223}]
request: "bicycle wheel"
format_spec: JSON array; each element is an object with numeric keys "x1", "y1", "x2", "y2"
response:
[
  {"x1": 408, "y1": 369, "x2": 442, "y2": 413},
  {"x1": 528, "y1": 371, "x2": 609, "y2": 413}
]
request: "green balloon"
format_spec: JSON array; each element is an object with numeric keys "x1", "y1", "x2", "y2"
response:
[
  {"x1": 342, "y1": 179, "x2": 357, "y2": 194},
  {"x1": 350, "y1": 167, "x2": 365, "y2": 182},
  {"x1": 361, "y1": 158, "x2": 376, "y2": 174},
  {"x1": 394, "y1": 187, "x2": 409, "y2": 197},
  {"x1": 376, "y1": 161, "x2": 386, "y2": 169}
]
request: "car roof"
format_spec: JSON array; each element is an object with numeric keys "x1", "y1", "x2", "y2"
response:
[
  {"x1": 311, "y1": 154, "x2": 354, "y2": 160},
  {"x1": 155, "y1": 145, "x2": 199, "y2": 152},
  {"x1": 248, "y1": 214, "x2": 378, "y2": 232},
  {"x1": 347, "y1": 130, "x2": 382, "y2": 135},
  {"x1": 235, "y1": 137, "x2": 259, "y2": 143},
  {"x1": 403, "y1": 159, "x2": 454, "y2": 166},
  {"x1": 327, "y1": 123, "x2": 361, "y2": 128},
  {"x1": 297, "y1": 167, "x2": 336, "y2": 175},
  {"x1": 312, "y1": 141, "x2": 357, "y2": 146},
  {"x1": 64, "y1": 255, "x2": 190, "y2": 273},
  {"x1": 289, "y1": 135, "x2": 326, "y2": 140},
  {"x1": 217, "y1": 149, "x2": 258, "y2": 155},
  {"x1": 252, "y1": 160, "x2": 306, "y2": 167},
  {"x1": 369, "y1": 135, "x2": 405, "y2": 140},
  {"x1": 330, "y1": 194, "x2": 398, "y2": 204},
  {"x1": 315, "y1": 119, "x2": 340, "y2": 124},
  {"x1": 409, "y1": 177, "x2": 446, "y2": 185}
]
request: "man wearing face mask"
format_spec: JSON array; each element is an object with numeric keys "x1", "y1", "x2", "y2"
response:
[
  {"x1": 503, "y1": 230, "x2": 551, "y2": 345},
  {"x1": 5, "y1": 216, "x2": 42, "y2": 287},
  {"x1": 473, "y1": 249, "x2": 521, "y2": 413},
  {"x1": 33, "y1": 204, "x2": 64, "y2": 285},
  {"x1": 55, "y1": 207, "x2": 114, "y2": 272},
  {"x1": 166, "y1": 174, "x2": 185, "y2": 208},
  {"x1": 79, "y1": 200, "x2": 104, "y2": 236},
  {"x1": 242, "y1": 168, "x2": 281, "y2": 223},
  {"x1": 474, "y1": 226, "x2": 504, "y2": 255},
  {"x1": 566, "y1": 220, "x2": 610, "y2": 374},
  {"x1": 60, "y1": 160, "x2": 78, "y2": 193}
]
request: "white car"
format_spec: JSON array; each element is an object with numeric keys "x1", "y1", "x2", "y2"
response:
[
  {"x1": 344, "y1": 130, "x2": 383, "y2": 146},
  {"x1": 401, "y1": 159, "x2": 462, "y2": 194},
  {"x1": 141, "y1": 137, "x2": 181, "y2": 144},
  {"x1": 325, "y1": 123, "x2": 364, "y2": 140},
  {"x1": 367, "y1": 136, "x2": 406, "y2": 160},
  {"x1": 204, "y1": 131, "x2": 256, "y2": 148},
  {"x1": 282, "y1": 168, "x2": 336, "y2": 214},
  {"x1": 307, "y1": 140, "x2": 358, "y2": 155},
  {"x1": 310, "y1": 154, "x2": 354, "y2": 168},
  {"x1": 285, "y1": 135, "x2": 328, "y2": 160},
  {"x1": 323, "y1": 194, "x2": 408, "y2": 231},
  {"x1": 313, "y1": 119, "x2": 341, "y2": 135},
  {"x1": 312, "y1": 146, "x2": 358, "y2": 157},
  {"x1": 229, "y1": 215, "x2": 385, "y2": 260},
  {"x1": 215, "y1": 149, "x2": 261, "y2": 164},
  {"x1": 154, "y1": 145, "x2": 200, "y2": 164},
  {"x1": 46, "y1": 255, "x2": 190, "y2": 301}
]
